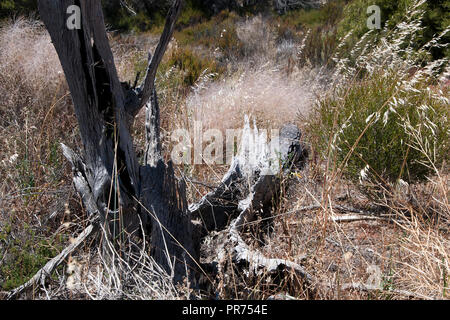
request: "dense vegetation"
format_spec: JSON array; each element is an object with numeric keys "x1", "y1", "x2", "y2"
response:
[
  {"x1": 1, "y1": 0, "x2": 448, "y2": 61},
  {"x1": 0, "y1": 0, "x2": 36, "y2": 19}
]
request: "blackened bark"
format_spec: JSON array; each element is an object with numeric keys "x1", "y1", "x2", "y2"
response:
[{"x1": 38, "y1": 0, "x2": 197, "y2": 282}]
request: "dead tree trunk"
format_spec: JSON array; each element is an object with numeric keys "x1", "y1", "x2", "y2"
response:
[
  {"x1": 36, "y1": 0, "x2": 307, "y2": 289},
  {"x1": 37, "y1": 0, "x2": 195, "y2": 282}
]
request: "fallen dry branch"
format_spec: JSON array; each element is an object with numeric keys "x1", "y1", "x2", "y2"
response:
[
  {"x1": 341, "y1": 282, "x2": 434, "y2": 300},
  {"x1": 330, "y1": 214, "x2": 381, "y2": 223},
  {"x1": 295, "y1": 204, "x2": 380, "y2": 215},
  {"x1": 6, "y1": 223, "x2": 97, "y2": 300},
  {"x1": 223, "y1": 180, "x2": 315, "y2": 286},
  {"x1": 227, "y1": 220, "x2": 314, "y2": 283}
]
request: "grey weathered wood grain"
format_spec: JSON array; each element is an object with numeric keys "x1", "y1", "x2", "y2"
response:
[
  {"x1": 37, "y1": 0, "x2": 197, "y2": 283},
  {"x1": 197, "y1": 119, "x2": 313, "y2": 286},
  {"x1": 138, "y1": 0, "x2": 184, "y2": 112}
]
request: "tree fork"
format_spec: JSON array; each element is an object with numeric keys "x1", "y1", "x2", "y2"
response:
[{"x1": 37, "y1": 0, "x2": 197, "y2": 282}]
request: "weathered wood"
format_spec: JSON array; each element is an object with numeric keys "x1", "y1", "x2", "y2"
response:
[
  {"x1": 138, "y1": 0, "x2": 184, "y2": 112},
  {"x1": 140, "y1": 161, "x2": 197, "y2": 283},
  {"x1": 196, "y1": 118, "x2": 313, "y2": 288},
  {"x1": 189, "y1": 156, "x2": 247, "y2": 235},
  {"x1": 144, "y1": 87, "x2": 162, "y2": 167},
  {"x1": 61, "y1": 144, "x2": 100, "y2": 220},
  {"x1": 222, "y1": 166, "x2": 313, "y2": 285},
  {"x1": 330, "y1": 215, "x2": 380, "y2": 223},
  {"x1": 37, "y1": 0, "x2": 197, "y2": 284},
  {"x1": 36, "y1": 0, "x2": 307, "y2": 292},
  {"x1": 38, "y1": 0, "x2": 142, "y2": 241},
  {"x1": 190, "y1": 118, "x2": 306, "y2": 236},
  {"x1": 136, "y1": 0, "x2": 198, "y2": 282}
]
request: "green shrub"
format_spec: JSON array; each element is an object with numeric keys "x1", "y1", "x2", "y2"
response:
[
  {"x1": 307, "y1": 70, "x2": 449, "y2": 189},
  {"x1": 165, "y1": 47, "x2": 223, "y2": 86},
  {"x1": 117, "y1": 11, "x2": 154, "y2": 33},
  {"x1": 177, "y1": 4, "x2": 205, "y2": 28},
  {"x1": 175, "y1": 10, "x2": 244, "y2": 60},
  {"x1": 276, "y1": 0, "x2": 346, "y2": 30},
  {"x1": 0, "y1": 222, "x2": 64, "y2": 290},
  {"x1": 0, "y1": 0, "x2": 37, "y2": 19},
  {"x1": 337, "y1": 0, "x2": 450, "y2": 60},
  {"x1": 274, "y1": 1, "x2": 346, "y2": 66},
  {"x1": 300, "y1": 27, "x2": 338, "y2": 66},
  {"x1": 217, "y1": 24, "x2": 245, "y2": 59},
  {"x1": 101, "y1": 0, "x2": 208, "y2": 32}
]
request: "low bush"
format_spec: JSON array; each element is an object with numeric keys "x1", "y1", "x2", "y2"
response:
[
  {"x1": 337, "y1": 0, "x2": 450, "y2": 61},
  {"x1": 162, "y1": 46, "x2": 223, "y2": 87},
  {"x1": 0, "y1": 221, "x2": 65, "y2": 290},
  {"x1": 175, "y1": 10, "x2": 244, "y2": 59},
  {"x1": 308, "y1": 70, "x2": 449, "y2": 188},
  {"x1": 273, "y1": 1, "x2": 347, "y2": 66},
  {"x1": 0, "y1": 0, "x2": 36, "y2": 19},
  {"x1": 308, "y1": 0, "x2": 449, "y2": 191}
]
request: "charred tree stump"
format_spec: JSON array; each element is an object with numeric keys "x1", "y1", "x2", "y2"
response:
[
  {"x1": 190, "y1": 119, "x2": 311, "y2": 292},
  {"x1": 37, "y1": 0, "x2": 196, "y2": 282}
]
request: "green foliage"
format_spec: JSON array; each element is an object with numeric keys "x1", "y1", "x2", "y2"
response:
[
  {"x1": 307, "y1": 71, "x2": 449, "y2": 188},
  {"x1": 337, "y1": 0, "x2": 450, "y2": 60},
  {"x1": 16, "y1": 157, "x2": 35, "y2": 190},
  {"x1": 337, "y1": 0, "x2": 404, "y2": 37},
  {"x1": 176, "y1": 11, "x2": 237, "y2": 44},
  {"x1": 101, "y1": 0, "x2": 208, "y2": 32},
  {"x1": 177, "y1": 3, "x2": 205, "y2": 28},
  {"x1": 276, "y1": 0, "x2": 347, "y2": 30},
  {"x1": 0, "y1": 221, "x2": 64, "y2": 290},
  {"x1": 217, "y1": 24, "x2": 245, "y2": 59},
  {"x1": 162, "y1": 46, "x2": 223, "y2": 87},
  {"x1": 0, "y1": 0, "x2": 37, "y2": 19},
  {"x1": 421, "y1": 0, "x2": 450, "y2": 59},
  {"x1": 300, "y1": 27, "x2": 339, "y2": 66},
  {"x1": 274, "y1": 1, "x2": 347, "y2": 66},
  {"x1": 101, "y1": 0, "x2": 166, "y2": 32},
  {"x1": 175, "y1": 10, "x2": 247, "y2": 60}
]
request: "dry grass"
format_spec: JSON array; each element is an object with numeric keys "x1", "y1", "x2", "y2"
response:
[
  {"x1": 0, "y1": 5, "x2": 448, "y2": 300},
  {"x1": 0, "y1": 18, "x2": 87, "y2": 294},
  {"x1": 257, "y1": 164, "x2": 449, "y2": 300},
  {"x1": 196, "y1": 0, "x2": 449, "y2": 300},
  {"x1": 186, "y1": 64, "x2": 318, "y2": 133}
]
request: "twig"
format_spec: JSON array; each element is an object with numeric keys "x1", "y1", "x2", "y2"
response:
[
  {"x1": 295, "y1": 204, "x2": 380, "y2": 215},
  {"x1": 330, "y1": 215, "x2": 381, "y2": 223},
  {"x1": 341, "y1": 282, "x2": 434, "y2": 300}
]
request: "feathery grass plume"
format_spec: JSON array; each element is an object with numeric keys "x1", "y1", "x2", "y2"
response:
[
  {"x1": 186, "y1": 62, "x2": 318, "y2": 134},
  {"x1": 308, "y1": 0, "x2": 449, "y2": 196}
]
